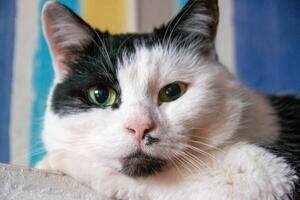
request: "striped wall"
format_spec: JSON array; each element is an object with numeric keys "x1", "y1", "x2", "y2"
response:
[{"x1": 0, "y1": 0, "x2": 299, "y2": 166}]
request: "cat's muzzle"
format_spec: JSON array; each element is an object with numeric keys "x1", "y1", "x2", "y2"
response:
[{"x1": 120, "y1": 151, "x2": 166, "y2": 177}]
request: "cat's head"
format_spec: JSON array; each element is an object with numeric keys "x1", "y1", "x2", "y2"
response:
[{"x1": 42, "y1": 0, "x2": 245, "y2": 177}]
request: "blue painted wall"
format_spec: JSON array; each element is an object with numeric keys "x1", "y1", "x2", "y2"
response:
[
  {"x1": 234, "y1": 0, "x2": 300, "y2": 94},
  {"x1": 179, "y1": 0, "x2": 189, "y2": 10},
  {"x1": 0, "y1": 0, "x2": 16, "y2": 163}
]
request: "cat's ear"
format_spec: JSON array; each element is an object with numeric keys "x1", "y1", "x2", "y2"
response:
[
  {"x1": 163, "y1": 0, "x2": 219, "y2": 47},
  {"x1": 42, "y1": 2, "x2": 94, "y2": 79}
]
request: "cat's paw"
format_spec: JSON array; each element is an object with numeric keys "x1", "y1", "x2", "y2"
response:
[{"x1": 218, "y1": 142, "x2": 298, "y2": 199}]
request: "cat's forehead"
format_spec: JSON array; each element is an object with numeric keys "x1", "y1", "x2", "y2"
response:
[
  {"x1": 83, "y1": 31, "x2": 205, "y2": 87},
  {"x1": 118, "y1": 44, "x2": 202, "y2": 86}
]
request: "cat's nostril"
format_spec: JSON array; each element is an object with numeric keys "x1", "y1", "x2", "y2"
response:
[
  {"x1": 144, "y1": 127, "x2": 153, "y2": 135},
  {"x1": 127, "y1": 127, "x2": 136, "y2": 134}
]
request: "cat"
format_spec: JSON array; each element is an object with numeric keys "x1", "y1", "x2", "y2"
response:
[{"x1": 37, "y1": 0, "x2": 300, "y2": 199}]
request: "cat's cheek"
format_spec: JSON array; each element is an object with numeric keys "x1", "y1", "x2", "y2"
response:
[{"x1": 85, "y1": 129, "x2": 135, "y2": 158}]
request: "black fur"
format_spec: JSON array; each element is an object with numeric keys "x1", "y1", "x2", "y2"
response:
[
  {"x1": 145, "y1": 135, "x2": 160, "y2": 146},
  {"x1": 264, "y1": 95, "x2": 300, "y2": 199},
  {"x1": 120, "y1": 151, "x2": 166, "y2": 177}
]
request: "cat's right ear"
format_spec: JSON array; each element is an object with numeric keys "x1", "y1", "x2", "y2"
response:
[{"x1": 42, "y1": 2, "x2": 94, "y2": 80}]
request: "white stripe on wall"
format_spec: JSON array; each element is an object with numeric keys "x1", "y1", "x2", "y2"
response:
[
  {"x1": 128, "y1": 0, "x2": 138, "y2": 32},
  {"x1": 216, "y1": 0, "x2": 235, "y2": 73},
  {"x1": 10, "y1": 0, "x2": 39, "y2": 166},
  {"x1": 136, "y1": 0, "x2": 177, "y2": 33}
]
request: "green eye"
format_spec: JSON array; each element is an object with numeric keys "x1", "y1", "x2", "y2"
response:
[
  {"x1": 87, "y1": 86, "x2": 117, "y2": 107},
  {"x1": 159, "y1": 82, "x2": 187, "y2": 103}
]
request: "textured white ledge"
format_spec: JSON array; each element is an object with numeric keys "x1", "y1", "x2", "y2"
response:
[{"x1": 0, "y1": 164, "x2": 104, "y2": 200}]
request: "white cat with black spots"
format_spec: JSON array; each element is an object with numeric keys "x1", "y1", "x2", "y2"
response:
[{"x1": 37, "y1": 0, "x2": 300, "y2": 199}]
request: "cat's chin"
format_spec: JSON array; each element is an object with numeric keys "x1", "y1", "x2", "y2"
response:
[{"x1": 120, "y1": 151, "x2": 167, "y2": 177}]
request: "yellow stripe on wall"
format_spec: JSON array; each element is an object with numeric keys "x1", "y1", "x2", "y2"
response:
[{"x1": 83, "y1": 0, "x2": 129, "y2": 33}]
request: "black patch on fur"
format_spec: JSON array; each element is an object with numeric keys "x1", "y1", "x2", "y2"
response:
[
  {"x1": 51, "y1": 31, "x2": 167, "y2": 116},
  {"x1": 51, "y1": 31, "x2": 129, "y2": 116},
  {"x1": 263, "y1": 95, "x2": 300, "y2": 199},
  {"x1": 145, "y1": 135, "x2": 160, "y2": 146},
  {"x1": 120, "y1": 151, "x2": 166, "y2": 177}
]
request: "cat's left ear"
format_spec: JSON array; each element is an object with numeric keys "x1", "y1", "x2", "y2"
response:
[
  {"x1": 162, "y1": 0, "x2": 219, "y2": 47},
  {"x1": 42, "y1": 2, "x2": 94, "y2": 79}
]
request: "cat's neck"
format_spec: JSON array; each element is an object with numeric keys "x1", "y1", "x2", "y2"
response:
[{"x1": 236, "y1": 89, "x2": 280, "y2": 145}]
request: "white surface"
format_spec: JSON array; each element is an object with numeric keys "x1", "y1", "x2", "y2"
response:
[
  {"x1": 216, "y1": 0, "x2": 235, "y2": 72},
  {"x1": 0, "y1": 164, "x2": 104, "y2": 200}
]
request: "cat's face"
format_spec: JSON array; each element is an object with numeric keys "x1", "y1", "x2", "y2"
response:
[{"x1": 42, "y1": 0, "x2": 244, "y2": 177}]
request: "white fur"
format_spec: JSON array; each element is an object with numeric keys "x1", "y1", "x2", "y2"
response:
[{"x1": 37, "y1": 43, "x2": 297, "y2": 199}]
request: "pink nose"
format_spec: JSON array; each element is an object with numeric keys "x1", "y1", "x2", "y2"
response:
[{"x1": 126, "y1": 123, "x2": 155, "y2": 144}]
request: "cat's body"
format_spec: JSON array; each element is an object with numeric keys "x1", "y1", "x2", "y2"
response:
[{"x1": 37, "y1": 1, "x2": 300, "y2": 199}]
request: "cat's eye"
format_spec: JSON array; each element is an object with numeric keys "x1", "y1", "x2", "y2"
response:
[
  {"x1": 87, "y1": 86, "x2": 117, "y2": 107},
  {"x1": 159, "y1": 82, "x2": 187, "y2": 103}
]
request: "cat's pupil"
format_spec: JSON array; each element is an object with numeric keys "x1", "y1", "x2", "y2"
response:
[
  {"x1": 94, "y1": 87, "x2": 109, "y2": 104},
  {"x1": 165, "y1": 84, "x2": 181, "y2": 99}
]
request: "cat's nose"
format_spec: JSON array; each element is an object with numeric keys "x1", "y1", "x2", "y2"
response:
[{"x1": 126, "y1": 122, "x2": 155, "y2": 145}]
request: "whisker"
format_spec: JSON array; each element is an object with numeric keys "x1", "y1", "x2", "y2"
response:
[
  {"x1": 184, "y1": 144, "x2": 232, "y2": 176},
  {"x1": 181, "y1": 151, "x2": 207, "y2": 171},
  {"x1": 91, "y1": 29, "x2": 114, "y2": 69},
  {"x1": 189, "y1": 140, "x2": 226, "y2": 153},
  {"x1": 174, "y1": 155, "x2": 193, "y2": 175}
]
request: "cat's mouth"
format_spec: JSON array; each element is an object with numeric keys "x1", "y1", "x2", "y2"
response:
[{"x1": 120, "y1": 151, "x2": 167, "y2": 177}]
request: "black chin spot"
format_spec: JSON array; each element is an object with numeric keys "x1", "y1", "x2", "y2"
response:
[{"x1": 120, "y1": 151, "x2": 166, "y2": 177}]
